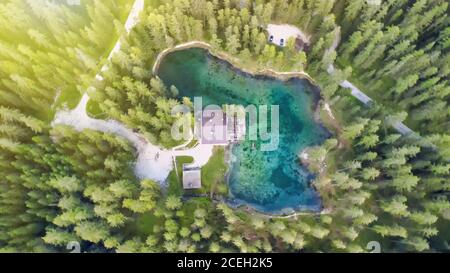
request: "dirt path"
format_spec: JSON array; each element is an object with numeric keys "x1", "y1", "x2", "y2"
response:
[{"x1": 52, "y1": 0, "x2": 216, "y2": 185}]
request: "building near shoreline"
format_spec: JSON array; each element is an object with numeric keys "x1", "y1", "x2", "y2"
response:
[
  {"x1": 200, "y1": 108, "x2": 246, "y2": 145},
  {"x1": 182, "y1": 165, "x2": 202, "y2": 189},
  {"x1": 182, "y1": 107, "x2": 246, "y2": 189}
]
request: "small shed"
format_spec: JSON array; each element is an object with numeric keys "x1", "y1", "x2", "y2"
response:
[{"x1": 182, "y1": 165, "x2": 202, "y2": 189}]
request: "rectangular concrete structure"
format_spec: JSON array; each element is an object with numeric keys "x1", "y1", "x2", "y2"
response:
[
  {"x1": 182, "y1": 165, "x2": 202, "y2": 189},
  {"x1": 201, "y1": 108, "x2": 246, "y2": 145}
]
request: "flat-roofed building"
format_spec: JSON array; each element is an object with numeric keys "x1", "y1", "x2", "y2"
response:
[
  {"x1": 182, "y1": 165, "x2": 202, "y2": 189},
  {"x1": 201, "y1": 108, "x2": 246, "y2": 145},
  {"x1": 201, "y1": 109, "x2": 228, "y2": 145}
]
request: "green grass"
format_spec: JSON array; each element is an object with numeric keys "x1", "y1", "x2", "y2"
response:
[
  {"x1": 186, "y1": 139, "x2": 199, "y2": 148},
  {"x1": 168, "y1": 148, "x2": 228, "y2": 197},
  {"x1": 433, "y1": 218, "x2": 450, "y2": 251},
  {"x1": 332, "y1": 0, "x2": 347, "y2": 24},
  {"x1": 167, "y1": 156, "x2": 194, "y2": 196},
  {"x1": 194, "y1": 147, "x2": 228, "y2": 196}
]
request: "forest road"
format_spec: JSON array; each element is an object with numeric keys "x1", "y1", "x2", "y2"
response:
[{"x1": 325, "y1": 27, "x2": 415, "y2": 137}]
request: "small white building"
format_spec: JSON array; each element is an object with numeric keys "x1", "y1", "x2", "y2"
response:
[
  {"x1": 201, "y1": 108, "x2": 246, "y2": 145},
  {"x1": 182, "y1": 107, "x2": 246, "y2": 190},
  {"x1": 182, "y1": 165, "x2": 202, "y2": 189}
]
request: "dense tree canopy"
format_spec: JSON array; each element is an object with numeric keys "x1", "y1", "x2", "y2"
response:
[{"x1": 0, "y1": 0, "x2": 448, "y2": 253}]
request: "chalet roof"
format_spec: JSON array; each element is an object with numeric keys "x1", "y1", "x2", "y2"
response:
[{"x1": 201, "y1": 109, "x2": 228, "y2": 145}]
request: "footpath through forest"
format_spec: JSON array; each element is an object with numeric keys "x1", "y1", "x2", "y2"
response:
[
  {"x1": 52, "y1": 0, "x2": 215, "y2": 185},
  {"x1": 325, "y1": 28, "x2": 415, "y2": 136},
  {"x1": 53, "y1": 8, "x2": 421, "y2": 184}
]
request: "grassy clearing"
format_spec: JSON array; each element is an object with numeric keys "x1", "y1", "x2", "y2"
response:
[
  {"x1": 167, "y1": 156, "x2": 194, "y2": 196},
  {"x1": 186, "y1": 139, "x2": 199, "y2": 148},
  {"x1": 167, "y1": 148, "x2": 229, "y2": 198},
  {"x1": 191, "y1": 147, "x2": 229, "y2": 196}
]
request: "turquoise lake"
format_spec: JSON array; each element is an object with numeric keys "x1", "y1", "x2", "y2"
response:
[{"x1": 157, "y1": 48, "x2": 330, "y2": 213}]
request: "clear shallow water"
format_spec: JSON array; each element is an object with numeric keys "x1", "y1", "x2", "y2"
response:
[{"x1": 158, "y1": 48, "x2": 330, "y2": 213}]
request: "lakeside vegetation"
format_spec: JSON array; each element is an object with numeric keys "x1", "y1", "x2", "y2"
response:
[
  {"x1": 168, "y1": 148, "x2": 228, "y2": 198},
  {"x1": 0, "y1": 0, "x2": 448, "y2": 253}
]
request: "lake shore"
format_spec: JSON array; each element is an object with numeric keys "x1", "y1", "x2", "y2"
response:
[
  {"x1": 153, "y1": 41, "x2": 338, "y2": 135},
  {"x1": 156, "y1": 45, "x2": 336, "y2": 217},
  {"x1": 152, "y1": 41, "x2": 318, "y2": 85},
  {"x1": 153, "y1": 42, "x2": 345, "y2": 217}
]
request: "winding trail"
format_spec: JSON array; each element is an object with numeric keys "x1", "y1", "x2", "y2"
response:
[
  {"x1": 325, "y1": 28, "x2": 414, "y2": 136},
  {"x1": 96, "y1": 0, "x2": 144, "y2": 81},
  {"x1": 53, "y1": 11, "x2": 418, "y2": 186},
  {"x1": 53, "y1": 94, "x2": 214, "y2": 183},
  {"x1": 52, "y1": 0, "x2": 215, "y2": 185}
]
